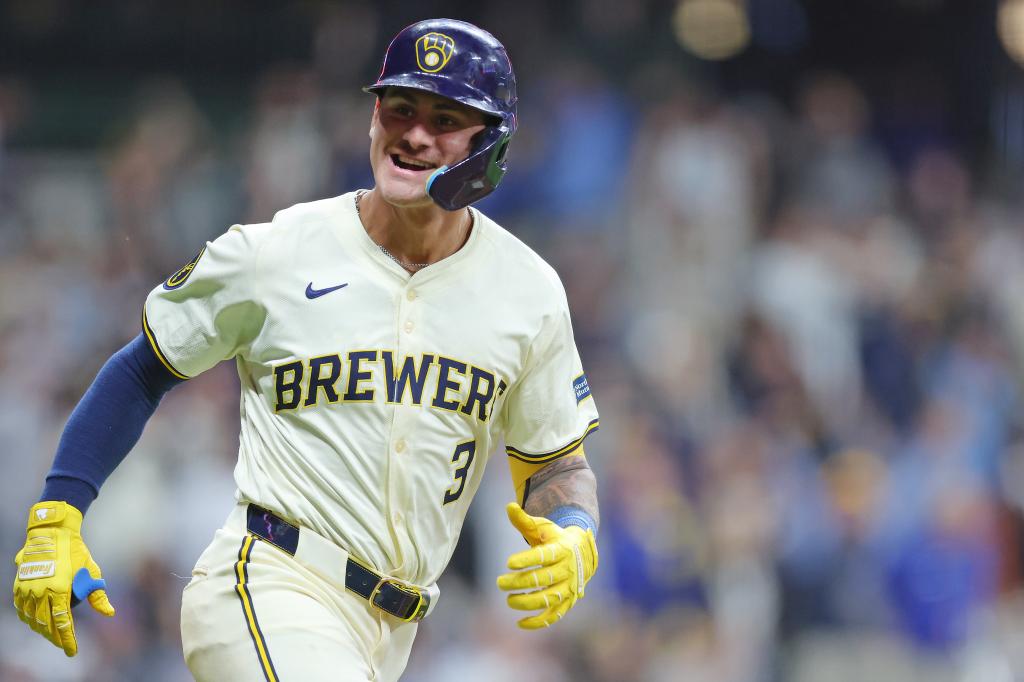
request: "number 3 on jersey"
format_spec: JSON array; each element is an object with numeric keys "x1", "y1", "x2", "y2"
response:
[{"x1": 443, "y1": 440, "x2": 476, "y2": 505}]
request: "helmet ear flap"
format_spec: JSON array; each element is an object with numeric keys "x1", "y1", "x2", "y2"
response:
[{"x1": 427, "y1": 124, "x2": 512, "y2": 210}]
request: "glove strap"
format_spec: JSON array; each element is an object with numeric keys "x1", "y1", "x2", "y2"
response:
[{"x1": 27, "y1": 501, "x2": 78, "y2": 529}]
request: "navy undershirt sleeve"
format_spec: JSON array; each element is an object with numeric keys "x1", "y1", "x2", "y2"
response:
[{"x1": 40, "y1": 333, "x2": 186, "y2": 513}]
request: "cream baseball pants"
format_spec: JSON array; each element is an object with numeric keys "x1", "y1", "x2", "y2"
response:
[{"x1": 180, "y1": 505, "x2": 418, "y2": 682}]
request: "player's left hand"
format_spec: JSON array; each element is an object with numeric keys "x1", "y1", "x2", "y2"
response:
[{"x1": 496, "y1": 502, "x2": 598, "y2": 629}]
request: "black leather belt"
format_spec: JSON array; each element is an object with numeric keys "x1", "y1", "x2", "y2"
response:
[{"x1": 245, "y1": 504, "x2": 430, "y2": 622}]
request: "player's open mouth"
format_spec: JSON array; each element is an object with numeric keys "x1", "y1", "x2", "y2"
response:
[{"x1": 391, "y1": 154, "x2": 437, "y2": 172}]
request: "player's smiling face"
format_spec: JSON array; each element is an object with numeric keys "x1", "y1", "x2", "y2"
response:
[{"x1": 369, "y1": 87, "x2": 488, "y2": 208}]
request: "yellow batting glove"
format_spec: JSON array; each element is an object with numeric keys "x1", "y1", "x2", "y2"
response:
[
  {"x1": 12, "y1": 501, "x2": 116, "y2": 656},
  {"x1": 496, "y1": 502, "x2": 598, "y2": 629}
]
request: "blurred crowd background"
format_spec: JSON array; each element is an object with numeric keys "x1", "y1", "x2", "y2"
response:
[{"x1": 4, "y1": 0, "x2": 1024, "y2": 680}]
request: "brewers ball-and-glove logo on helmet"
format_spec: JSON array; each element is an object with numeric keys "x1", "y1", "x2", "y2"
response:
[{"x1": 415, "y1": 32, "x2": 455, "y2": 72}]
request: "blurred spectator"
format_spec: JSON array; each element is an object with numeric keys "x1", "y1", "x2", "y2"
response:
[{"x1": 244, "y1": 66, "x2": 330, "y2": 222}]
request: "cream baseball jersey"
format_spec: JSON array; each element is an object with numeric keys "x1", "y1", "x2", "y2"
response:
[{"x1": 142, "y1": 191, "x2": 599, "y2": 587}]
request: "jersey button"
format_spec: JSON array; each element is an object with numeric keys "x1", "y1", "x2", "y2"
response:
[
  {"x1": 395, "y1": 439, "x2": 406, "y2": 453},
  {"x1": 406, "y1": 289, "x2": 417, "y2": 301},
  {"x1": 404, "y1": 320, "x2": 414, "y2": 333}
]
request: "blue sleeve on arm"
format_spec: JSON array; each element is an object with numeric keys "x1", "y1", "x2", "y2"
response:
[{"x1": 40, "y1": 333, "x2": 185, "y2": 513}]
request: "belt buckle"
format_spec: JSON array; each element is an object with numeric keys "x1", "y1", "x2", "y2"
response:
[{"x1": 369, "y1": 577, "x2": 429, "y2": 622}]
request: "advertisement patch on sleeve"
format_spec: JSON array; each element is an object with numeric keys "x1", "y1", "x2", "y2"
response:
[{"x1": 573, "y1": 373, "x2": 592, "y2": 404}]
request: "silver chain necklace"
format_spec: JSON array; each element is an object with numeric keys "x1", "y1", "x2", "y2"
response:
[
  {"x1": 379, "y1": 243, "x2": 430, "y2": 269},
  {"x1": 355, "y1": 191, "x2": 430, "y2": 270}
]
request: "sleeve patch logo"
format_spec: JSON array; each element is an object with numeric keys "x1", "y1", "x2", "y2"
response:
[
  {"x1": 573, "y1": 374, "x2": 592, "y2": 403},
  {"x1": 163, "y1": 247, "x2": 206, "y2": 290},
  {"x1": 416, "y1": 32, "x2": 455, "y2": 73}
]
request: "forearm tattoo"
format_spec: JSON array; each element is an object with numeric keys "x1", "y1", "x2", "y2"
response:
[{"x1": 523, "y1": 455, "x2": 600, "y2": 530}]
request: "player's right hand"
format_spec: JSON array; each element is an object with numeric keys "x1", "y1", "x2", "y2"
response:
[
  {"x1": 496, "y1": 503, "x2": 598, "y2": 629},
  {"x1": 12, "y1": 501, "x2": 115, "y2": 656}
]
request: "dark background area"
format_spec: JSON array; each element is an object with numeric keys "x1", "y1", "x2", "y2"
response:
[{"x1": 0, "y1": 0, "x2": 1006, "y2": 160}]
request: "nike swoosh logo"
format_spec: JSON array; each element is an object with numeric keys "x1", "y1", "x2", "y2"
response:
[{"x1": 305, "y1": 282, "x2": 349, "y2": 299}]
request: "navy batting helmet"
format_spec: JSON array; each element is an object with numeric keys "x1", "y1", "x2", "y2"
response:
[{"x1": 364, "y1": 19, "x2": 517, "y2": 211}]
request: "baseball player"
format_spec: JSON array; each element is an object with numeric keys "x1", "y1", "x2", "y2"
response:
[{"x1": 12, "y1": 18, "x2": 600, "y2": 681}]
